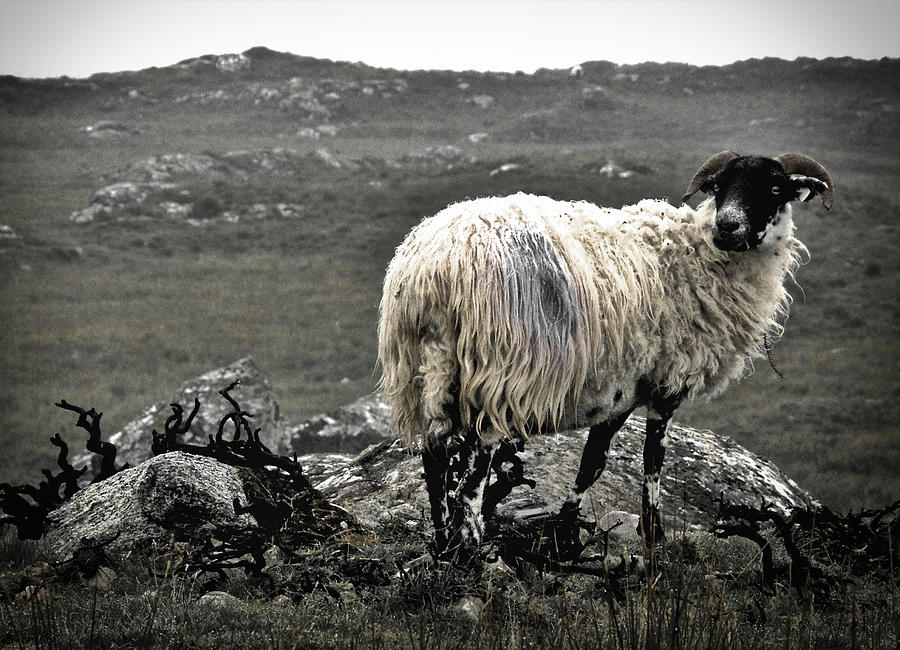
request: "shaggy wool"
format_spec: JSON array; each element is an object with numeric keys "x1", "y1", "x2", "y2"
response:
[{"x1": 378, "y1": 193, "x2": 805, "y2": 447}]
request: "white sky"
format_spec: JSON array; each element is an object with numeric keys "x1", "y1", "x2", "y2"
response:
[{"x1": 0, "y1": 0, "x2": 898, "y2": 78}]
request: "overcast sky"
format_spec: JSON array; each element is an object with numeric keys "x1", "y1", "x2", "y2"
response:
[{"x1": 0, "y1": 0, "x2": 897, "y2": 79}]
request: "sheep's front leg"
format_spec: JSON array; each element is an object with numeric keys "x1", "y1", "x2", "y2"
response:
[
  {"x1": 559, "y1": 410, "x2": 633, "y2": 520},
  {"x1": 545, "y1": 412, "x2": 631, "y2": 559},
  {"x1": 639, "y1": 395, "x2": 680, "y2": 543}
]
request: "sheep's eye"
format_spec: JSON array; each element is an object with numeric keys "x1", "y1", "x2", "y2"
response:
[
  {"x1": 712, "y1": 183, "x2": 719, "y2": 192},
  {"x1": 771, "y1": 185, "x2": 781, "y2": 195}
]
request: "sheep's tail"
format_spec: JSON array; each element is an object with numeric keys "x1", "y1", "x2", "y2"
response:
[{"x1": 378, "y1": 243, "x2": 461, "y2": 449}]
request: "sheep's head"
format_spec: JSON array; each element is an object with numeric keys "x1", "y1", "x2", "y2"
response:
[{"x1": 682, "y1": 151, "x2": 834, "y2": 251}]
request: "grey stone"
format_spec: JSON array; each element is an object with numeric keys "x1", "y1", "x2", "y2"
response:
[
  {"x1": 115, "y1": 153, "x2": 238, "y2": 183},
  {"x1": 198, "y1": 590, "x2": 244, "y2": 610},
  {"x1": 80, "y1": 121, "x2": 141, "y2": 138},
  {"x1": 44, "y1": 451, "x2": 255, "y2": 562},
  {"x1": 596, "y1": 511, "x2": 642, "y2": 546},
  {"x1": 302, "y1": 405, "x2": 816, "y2": 533},
  {"x1": 284, "y1": 392, "x2": 392, "y2": 455},
  {"x1": 50, "y1": 365, "x2": 817, "y2": 561},
  {"x1": 399, "y1": 145, "x2": 475, "y2": 169}
]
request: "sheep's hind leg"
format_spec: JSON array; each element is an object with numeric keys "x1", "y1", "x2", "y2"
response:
[
  {"x1": 424, "y1": 425, "x2": 497, "y2": 562},
  {"x1": 638, "y1": 394, "x2": 680, "y2": 543},
  {"x1": 447, "y1": 433, "x2": 497, "y2": 562},
  {"x1": 418, "y1": 322, "x2": 463, "y2": 556},
  {"x1": 482, "y1": 436, "x2": 534, "y2": 521},
  {"x1": 422, "y1": 428, "x2": 454, "y2": 555}
]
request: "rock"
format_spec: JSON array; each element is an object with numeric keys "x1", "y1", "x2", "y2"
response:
[
  {"x1": 400, "y1": 145, "x2": 475, "y2": 169},
  {"x1": 596, "y1": 511, "x2": 642, "y2": 547},
  {"x1": 457, "y1": 595, "x2": 486, "y2": 619},
  {"x1": 198, "y1": 590, "x2": 244, "y2": 610},
  {"x1": 44, "y1": 451, "x2": 255, "y2": 562},
  {"x1": 580, "y1": 85, "x2": 615, "y2": 108},
  {"x1": 302, "y1": 406, "x2": 816, "y2": 533},
  {"x1": 311, "y1": 148, "x2": 360, "y2": 170},
  {"x1": 174, "y1": 89, "x2": 233, "y2": 105},
  {"x1": 284, "y1": 392, "x2": 392, "y2": 455},
  {"x1": 316, "y1": 124, "x2": 340, "y2": 137},
  {"x1": 223, "y1": 148, "x2": 311, "y2": 174},
  {"x1": 70, "y1": 181, "x2": 173, "y2": 223},
  {"x1": 113, "y1": 153, "x2": 238, "y2": 183},
  {"x1": 175, "y1": 53, "x2": 250, "y2": 73},
  {"x1": 596, "y1": 161, "x2": 636, "y2": 179},
  {"x1": 469, "y1": 95, "x2": 494, "y2": 109},
  {"x1": 80, "y1": 121, "x2": 141, "y2": 138},
  {"x1": 71, "y1": 357, "x2": 282, "y2": 474},
  {"x1": 52, "y1": 363, "x2": 816, "y2": 562},
  {"x1": 489, "y1": 163, "x2": 521, "y2": 177},
  {"x1": 295, "y1": 125, "x2": 340, "y2": 139},
  {"x1": 67, "y1": 143, "x2": 486, "y2": 225}
]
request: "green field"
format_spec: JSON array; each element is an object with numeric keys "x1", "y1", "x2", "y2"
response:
[{"x1": 1, "y1": 50, "x2": 898, "y2": 512}]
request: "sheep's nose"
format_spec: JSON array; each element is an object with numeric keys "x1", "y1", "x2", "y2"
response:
[{"x1": 718, "y1": 220, "x2": 740, "y2": 233}]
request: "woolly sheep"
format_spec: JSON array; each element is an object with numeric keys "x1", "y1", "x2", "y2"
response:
[{"x1": 378, "y1": 151, "x2": 834, "y2": 559}]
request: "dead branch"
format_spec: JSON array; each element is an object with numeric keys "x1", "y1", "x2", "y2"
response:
[{"x1": 56, "y1": 400, "x2": 125, "y2": 482}]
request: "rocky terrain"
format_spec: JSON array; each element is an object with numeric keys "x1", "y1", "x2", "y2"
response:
[
  {"x1": 1, "y1": 357, "x2": 894, "y2": 650},
  {"x1": 43, "y1": 358, "x2": 816, "y2": 563},
  {"x1": 67, "y1": 146, "x2": 480, "y2": 226}
]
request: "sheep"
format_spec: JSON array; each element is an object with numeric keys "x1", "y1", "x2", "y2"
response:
[{"x1": 377, "y1": 151, "x2": 834, "y2": 560}]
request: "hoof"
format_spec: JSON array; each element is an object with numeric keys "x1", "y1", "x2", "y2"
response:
[
  {"x1": 430, "y1": 540, "x2": 483, "y2": 569},
  {"x1": 544, "y1": 510, "x2": 593, "y2": 561},
  {"x1": 636, "y1": 518, "x2": 665, "y2": 545}
]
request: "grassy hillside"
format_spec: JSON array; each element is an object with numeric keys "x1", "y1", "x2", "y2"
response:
[{"x1": 0, "y1": 49, "x2": 898, "y2": 511}]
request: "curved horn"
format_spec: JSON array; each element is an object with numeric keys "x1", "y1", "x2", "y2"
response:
[
  {"x1": 682, "y1": 150, "x2": 739, "y2": 203},
  {"x1": 775, "y1": 153, "x2": 835, "y2": 210}
]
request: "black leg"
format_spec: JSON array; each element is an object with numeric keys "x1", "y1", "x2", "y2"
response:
[
  {"x1": 559, "y1": 410, "x2": 633, "y2": 519},
  {"x1": 638, "y1": 393, "x2": 680, "y2": 543},
  {"x1": 422, "y1": 432, "x2": 453, "y2": 554}
]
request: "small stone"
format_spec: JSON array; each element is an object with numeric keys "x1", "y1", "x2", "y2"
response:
[
  {"x1": 198, "y1": 591, "x2": 243, "y2": 610},
  {"x1": 457, "y1": 595, "x2": 486, "y2": 619}
]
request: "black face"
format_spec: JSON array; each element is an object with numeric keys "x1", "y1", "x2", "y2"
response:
[{"x1": 701, "y1": 157, "x2": 798, "y2": 251}]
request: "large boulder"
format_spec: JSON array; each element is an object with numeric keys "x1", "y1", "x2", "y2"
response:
[
  {"x1": 283, "y1": 392, "x2": 391, "y2": 454},
  {"x1": 44, "y1": 451, "x2": 255, "y2": 562},
  {"x1": 302, "y1": 415, "x2": 816, "y2": 532}
]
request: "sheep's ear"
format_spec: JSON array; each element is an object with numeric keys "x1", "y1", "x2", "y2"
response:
[
  {"x1": 776, "y1": 153, "x2": 834, "y2": 210},
  {"x1": 682, "y1": 151, "x2": 739, "y2": 203}
]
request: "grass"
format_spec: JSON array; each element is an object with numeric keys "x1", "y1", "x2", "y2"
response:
[{"x1": 0, "y1": 522, "x2": 896, "y2": 649}]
